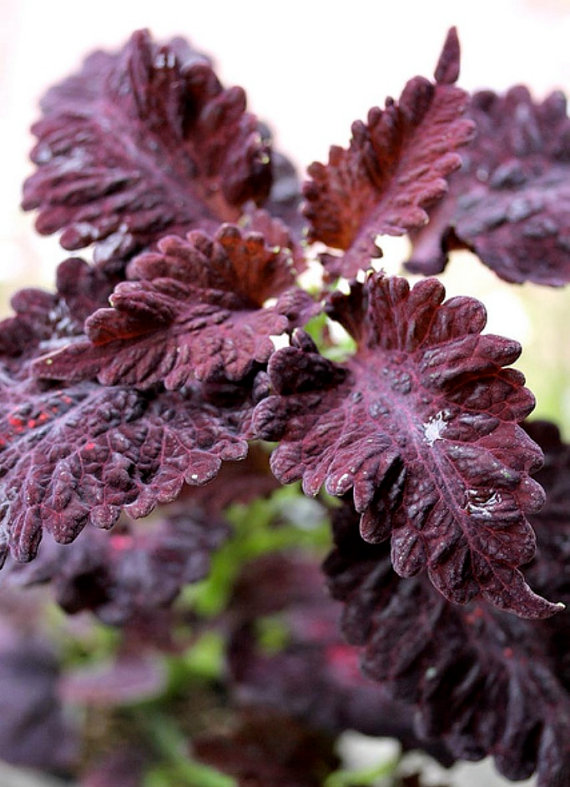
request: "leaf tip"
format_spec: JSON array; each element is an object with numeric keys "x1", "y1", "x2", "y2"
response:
[{"x1": 434, "y1": 27, "x2": 461, "y2": 85}]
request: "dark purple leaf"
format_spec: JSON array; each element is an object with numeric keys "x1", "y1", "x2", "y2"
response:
[
  {"x1": 254, "y1": 273, "x2": 557, "y2": 618},
  {"x1": 0, "y1": 257, "x2": 116, "y2": 369},
  {"x1": 0, "y1": 596, "x2": 77, "y2": 772},
  {"x1": 325, "y1": 496, "x2": 570, "y2": 787},
  {"x1": 22, "y1": 30, "x2": 272, "y2": 269},
  {"x1": 303, "y1": 28, "x2": 475, "y2": 278},
  {"x1": 33, "y1": 225, "x2": 316, "y2": 388},
  {"x1": 406, "y1": 87, "x2": 570, "y2": 285},
  {"x1": 0, "y1": 377, "x2": 251, "y2": 564},
  {"x1": 194, "y1": 709, "x2": 339, "y2": 787},
  {"x1": 61, "y1": 652, "x2": 167, "y2": 705},
  {"x1": 227, "y1": 552, "x2": 454, "y2": 765},
  {"x1": 4, "y1": 506, "x2": 230, "y2": 625},
  {"x1": 324, "y1": 448, "x2": 570, "y2": 787}
]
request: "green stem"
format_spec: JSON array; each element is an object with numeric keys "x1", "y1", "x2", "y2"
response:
[{"x1": 324, "y1": 754, "x2": 401, "y2": 787}]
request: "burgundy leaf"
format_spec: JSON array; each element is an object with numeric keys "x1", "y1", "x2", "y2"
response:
[
  {"x1": 4, "y1": 506, "x2": 230, "y2": 626},
  {"x1": 22, "y1": 30, "x2": 272, "y2": 269},
  {"x1": 302, "y1": 28, "x2": 475, "y2": 278},
  {"x1": 239, "y1": 206, "x2": 306, "y2": 274},
  {"x1": 324, "y1": 491, "x2": 570, "y2": 787},
  {"x1": 253, "y1": 273, "x2": 557, "y2": 617},
  {"x1": 34, "y1": 225, "x2": 317, "y2": 388},
  {"x1": 0, "y1": 258, "x2": 116, "y2": 368},
  {"x1": 194, "y1": 709, "x2": 339, "y2": 787},
  {"x1": 0, "y1": 377, "x2": 251, "y2": 564},
  {"x1": 406, "y1": 87, "x2": 570, "y2": 284},
  {"x1": 227, "y1": 552, "x2": 454, "y2": 765}
]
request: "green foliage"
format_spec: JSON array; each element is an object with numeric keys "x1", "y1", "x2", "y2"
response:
[
  {"x1": 143, "y1": 715, "x2": 236, "y2": 787},
  {"x1": 324, "y1": 753, "x2": 401, "y2": 787},
  {"x1": 181, "y1": 485, "x2": 331, "y2": 617}
]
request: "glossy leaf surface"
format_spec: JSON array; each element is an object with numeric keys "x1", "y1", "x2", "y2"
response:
[
  {"x1": 0, "y1": 377, "x2": 251, "y2": 563},
  {"x1": 254, "y1": 274, "x2": 554, "y2": 617},
  {"x1": 34, "y1": 225, "x2": 316, "y2": 387},
  {"x1": 22, "y1": 30, "x2": 272, "y2": 268}
]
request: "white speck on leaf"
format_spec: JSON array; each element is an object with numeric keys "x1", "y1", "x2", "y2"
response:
[{"x1": 422, "y1": 411, "x2": 447, "y2": 445}]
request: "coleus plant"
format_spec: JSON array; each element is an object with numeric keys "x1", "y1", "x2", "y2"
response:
[{"x1": 1, "y1": 23, "x2": 569, "y2": 787}]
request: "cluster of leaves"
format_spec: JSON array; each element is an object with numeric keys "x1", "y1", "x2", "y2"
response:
[{"x1": 1, "y1": 23, "x2": 570, "y2": 786}]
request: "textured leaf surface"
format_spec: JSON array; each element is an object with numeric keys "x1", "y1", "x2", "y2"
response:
[
  {"x1": 303, "y1": 28, "x2": 475, "y2": 278},
  {"x1": 406, "y1": 87, "x2": 570, "y2": 284},
  {"x1": 22, "y1": 30, "x2": 272, "y2": 268},
  {"x1": 254, "y1": 273, "x2": 556, "y2": 617},
  {"x1": 34, "y1": 225, "x2": 316, "y2": 387},
  {"x1": 5, "y1": 506, "x2": 230, "y2": 626},
  {"x1": 0, "y1": 376, "x2": 251, "y2": 563},
  {"x1": 0, "y1": 257, "x2": 115, "y2": 368},
  {"x1": 324, "y1": 467, "x2": 570, "y2": 787},
  {"x1": 177, "y1": 443, "x2": 279, "y2": 514}
]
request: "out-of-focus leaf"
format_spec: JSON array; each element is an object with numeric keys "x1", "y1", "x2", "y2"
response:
[{"x1": 406, "y1": 87, "x2": 570, "y2": 285}]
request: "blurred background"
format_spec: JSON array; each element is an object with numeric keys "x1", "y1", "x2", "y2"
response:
[{"x1": 0, "y1": 1, "x2": 569, "y2": 785}]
